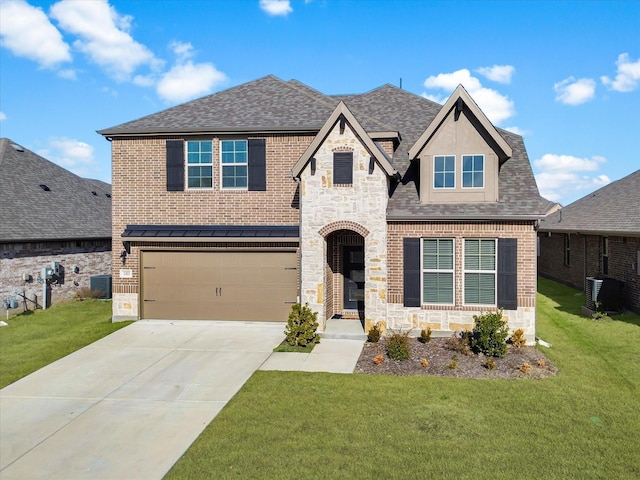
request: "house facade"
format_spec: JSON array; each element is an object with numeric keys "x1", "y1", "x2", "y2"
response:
[
  {"x1": 0, "y1": 138, "x2": 112, "y2": 312},
  {"x1": 538, "y1": 170, "x2": 640, "y2": 314},
  {"x1": 100, "y1": 76, "x2": 551, "y2": 342}
]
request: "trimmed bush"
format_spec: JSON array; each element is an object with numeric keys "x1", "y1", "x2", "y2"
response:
[
  {"x1": 470, "y1": 310, "x2": 509, "y2": 358},
  {"x1": 367, "y1": 323, "x2": 382, "y2": 343},
  {"x1": 386, "y1": 330, "x2": 411, "y2": 360},
  {"x1": 418, "y1": 327, "x2": 432, "y2": 344},
  {"x1": 284, "y1": 303, "x2": 320, "y2": 347}
]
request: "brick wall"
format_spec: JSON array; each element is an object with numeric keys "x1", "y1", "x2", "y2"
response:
[
  {"x1": 539, "y1": 233, "x2": 640, "y2": 313},
  {"x1": 110, "y1": 134, "x2": 313, "y2": 294},
  {"x1": 386, "y1": 221, "x2": 538, "y2": 342},
  {"x1": 1, "y1": 240, "x2": 111, "y2": 313}
]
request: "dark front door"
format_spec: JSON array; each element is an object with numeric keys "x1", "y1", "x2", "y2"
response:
[{"x1": 343, "y1": 246, "x2": 364, "y2": 310}]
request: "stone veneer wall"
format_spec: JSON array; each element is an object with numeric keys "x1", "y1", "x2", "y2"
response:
[
  {"x1": 386, "y1": 221, "x2": 538, "y2": 343},
  {"x1": 299, "y1": 121, "x2": 389, "y2": 331},
  {"x1": 0, "y1": 240, "x2": 111, "y2": 314},
  {"x1": 110, "y1": 134, "x2": 311, "y2": 320}
]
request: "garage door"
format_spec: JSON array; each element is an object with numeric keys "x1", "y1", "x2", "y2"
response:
[{"x1": 140, "y1": 251, "x2": 298, "y2": 321}]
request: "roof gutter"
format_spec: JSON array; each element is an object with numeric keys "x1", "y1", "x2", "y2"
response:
[
  {"x1": 387, "y1": 214, "x2": 545, "y2": 222},
  {"x1": 97, "y1": 126, "x2": 322, "y2": 137}
]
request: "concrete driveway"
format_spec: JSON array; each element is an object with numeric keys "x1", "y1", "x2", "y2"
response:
[{"x1": 0, "y1": 320, "x2": 286, "y2": 480}]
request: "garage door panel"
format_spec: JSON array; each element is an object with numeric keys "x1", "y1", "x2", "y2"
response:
[{"x1": 141, "y1": 251, "x2": 298, "y2": 321}]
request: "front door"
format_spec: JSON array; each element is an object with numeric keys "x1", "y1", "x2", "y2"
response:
[{"x1": 343, "y1": 246, "x2": 364, "y2": 311}]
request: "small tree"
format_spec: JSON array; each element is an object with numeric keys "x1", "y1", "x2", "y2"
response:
[{"x1": 285, "y1": 303, "x2": 320, "y2": 347}]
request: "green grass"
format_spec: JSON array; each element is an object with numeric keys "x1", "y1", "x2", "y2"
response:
[
  {"x1": 166, "y1": 277, "x2": 640, "y2": 480},
  {"x1": 273, "y1": 339, "x2": 317, "y2": 353},
  {"x1": 0, "y1": 300, "x2": 132, "y2": 388}
]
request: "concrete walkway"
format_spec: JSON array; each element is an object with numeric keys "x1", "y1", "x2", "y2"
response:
[{"x1": 0, "y1": 320, "x2": 364, "y2": 480}]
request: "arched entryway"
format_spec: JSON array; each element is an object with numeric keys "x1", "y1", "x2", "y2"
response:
[{"x1": 320, "y1": 222, "x2": 369, "y2": 324}]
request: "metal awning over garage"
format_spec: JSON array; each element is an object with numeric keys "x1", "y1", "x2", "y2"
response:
[{"x1": 122, "y1": 225, "x2": 299, "y2": 242}]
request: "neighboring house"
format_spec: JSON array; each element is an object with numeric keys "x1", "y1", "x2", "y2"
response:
[
  {"x1": 0, "y1": 138, "x2": 112, "y2": 312},
  {"x1": 99, "y1": 75, "x2": 552, "y2": 342},
  {"x1": 538, "y1": 170, "x2": 640, "y2": 314}
]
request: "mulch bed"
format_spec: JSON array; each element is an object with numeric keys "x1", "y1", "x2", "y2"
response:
[{"x1": 355, "y1": 338, "x2": 557, "y2": 380}]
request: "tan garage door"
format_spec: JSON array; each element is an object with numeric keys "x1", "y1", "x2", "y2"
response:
[{"x1": 140, "y1": 251, "x2": 298, "y2": 321}]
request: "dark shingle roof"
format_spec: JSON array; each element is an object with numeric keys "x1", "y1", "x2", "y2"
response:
[
  {"x1": 0, "y1": 138, "x2": 111, "y2": 242},
  {"x1": 99, "y1": 75, "x2": 551, "y2": 220},
  {"x1": 538, "y1": 169, "x2": 640, "y2": 235}
]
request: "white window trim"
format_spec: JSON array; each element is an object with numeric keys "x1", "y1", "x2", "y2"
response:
[
  {"x1": 462, "y1": 238, "x2": 497, "y2": 307},
  {"x1": 433, "y1": 155, "x2": 456, "y2": 189},
  {"x1": 219, "y1": 138, "x2": 248, "y2": 191},
  {"x1": 461, "y1": 154, "x2": 485, "y2": 189},
  {"x1": 421, "y1": 238, "x2": 455, "y2": 306},
  {"x1": 185, "y1": 139, "x2": 213, "y2": 190}
]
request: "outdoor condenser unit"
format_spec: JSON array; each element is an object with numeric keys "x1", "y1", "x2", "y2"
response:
[
  {"x1": 90, "y1": 274, "x2": 112, "y2": 299},
  {"x1": 585, "y1": 277, "x2": 603, "y2": 310}
]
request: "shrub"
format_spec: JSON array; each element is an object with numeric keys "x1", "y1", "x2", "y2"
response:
[
  {"x1": 284, "y1": 303, "x2": 320, "y2": 348},
  {"x1": 484, "y1": 358, "x2": 496, "y2": 370},
  {"x1": 445, "y1": 331, "x2": 472, "y2": 355},
  {"x1": 373, "y1": 354, "x2": 384, "y2": 365},
  {"x1": 510, "y1": 328, "x2": 526, "y2": 348},
  {"x1": 386, "y1": 329, "x2": 411, "y2": 361},
  {"x1": 448, "y1": 357, "x2": 458, "y2": 369},
  {"x1": 520, "y1": 363, "x2": 532, "y2": 373},
  {"x1": 420, "y1": 358, "x2": 429, "y2": 368},
  {"x1": 367, "y1": 323, "x2": 382, "y2": 343},
  {"x1": 74, "y1": 287, "x2": 104, "y2": 301},
  {"x1": 536, "y1": 359, "x2": 546, "y2": 368},
  {"x1": 418, "y1": 327, "x2": 432, "y2": 344},
  {"x1": 470, "y1": 310, "x2": 509, "y2": 358}
]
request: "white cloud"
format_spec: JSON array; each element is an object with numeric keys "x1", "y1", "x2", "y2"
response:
[
  {"x1": 38, "y1": 137, "x2": 97, "y2": 177},
  {"x1": 502, "y1": 126, "x2": 528, "y2": 136},
  {"x1": 601, "y1": 53, "x2": 640, "y2": 92},
  {"x1": 58, "y1": 68, "x2": 77, "y2": 80},
  {"x1": 423, "y1": 68, "x2": 515, "y2": 125},
  {"x1": 533, "y1": 154, "x2": 610, "y2": 203},
  {"x1": 49, "y1": 0, "x2": 162, "y2": 81},
  {"x1": 0, "y1": 112, "x2": 6, "y2": 121},
  {"x1": 260, "y1": 0, "x2": 293, "y2": 16},
  {"x1": 0, "y1": 0, "x2": 71, "y2": 68},
  {"x1": 170, "y1": 40, "x2": 194, "y2": 62},
  {"x1": 554, "y1": 77, "x2": 596, "y2": 105},
  {"x1": 476, "y1": 65, "x2": 515, "y2": 84},
  {"x1": 156, "y1": 61, "x2": 227, "y2": 103}
]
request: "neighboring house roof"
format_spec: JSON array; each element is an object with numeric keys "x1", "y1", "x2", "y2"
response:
[
  {"x1": 538, "y1": 169, "x2": 640, "y2": 236},
  {"x1": 99, "y1": 75, "x2": 552, "y2": 221},
  {"x1": 0, "y1": 138, "x2": 112, "y2": 243}
]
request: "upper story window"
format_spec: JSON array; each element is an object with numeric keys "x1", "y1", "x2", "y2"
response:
[
  {"x1": 221, "y1": 140, "x2": 248, "y2": 189},
  {"x1": 333, "y1": 152, "x2": 353, "y2": 185},
  {"x1": 462, "y1": 155, "x2": 484, "y2": 188},
  {"x1": 186, "y1": 140, "x2": 213, "y2": 189},
  {"x1": 422, "y1": 238, "x2": 454, "y2": 304},
  {"x1": 464, "y1": 238, "x2": 496, "y2": 305},
  {"x1": 434, "y1": 155, "x2": 455, "y2": 188}
]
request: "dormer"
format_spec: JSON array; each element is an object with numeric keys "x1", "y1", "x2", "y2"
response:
[{"x1": 408, "y1": 85, "x2": 512, "y2": 204}]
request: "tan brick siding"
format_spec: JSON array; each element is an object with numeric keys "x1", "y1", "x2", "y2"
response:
[{"x1": 387, "y1": 221, "x2": 538, "y2": 309}]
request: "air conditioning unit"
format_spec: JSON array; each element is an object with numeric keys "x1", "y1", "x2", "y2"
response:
[
  {"x1": 585, "y1": 277, "x2": 603, "y2": 310},
  {"x1": 90, "y1": 274, "x2": 112, "y2": 299}
]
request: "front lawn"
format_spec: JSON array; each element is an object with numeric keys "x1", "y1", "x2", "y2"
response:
[
  {"x1": 0, "y1": 300, "x2": 131, "y2": 388},
  {"x1": 165, "y1": 277, "x2": 640, "y2": 479}
]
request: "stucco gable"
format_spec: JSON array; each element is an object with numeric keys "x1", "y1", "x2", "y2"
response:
[
  {"x1": 291, "y1": 102, "x2": 399, "y2": 179},
  {"x1": 408, "y1": 85, "x2": 512, "y2": 161}
]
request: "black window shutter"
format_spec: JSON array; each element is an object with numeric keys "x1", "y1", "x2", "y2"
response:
[
  {"x1": 166, "y1": 140, "x2": 184, "y2": 191},
  {"x1": 497, "y1": 238, "x2": 518, "y2": 310},
  {"x1": 333, "y1": 152, "x2": 353, "y2": 184},
  {"x1": 248, "y1": 139, "x2": 266, "y2": 191},
  {"x1": 403, "y1": 238, "x2": 421, "y2": 307}
]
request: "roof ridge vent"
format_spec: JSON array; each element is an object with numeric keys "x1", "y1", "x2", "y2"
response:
[{"x1": 39, "y1": 184, "x2": 51, "y2": 191}]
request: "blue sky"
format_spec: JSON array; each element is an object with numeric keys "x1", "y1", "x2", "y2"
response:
[{"x1": 1, "y1": 0, "x2": 638, "y2": 206}]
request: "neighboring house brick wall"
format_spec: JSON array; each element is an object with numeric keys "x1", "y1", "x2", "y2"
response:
[
  {"x1": 387, "y1": 221, "x2": 537, "y2": 341},
  {"x1": 538, "y1": 233, "x2": 640, "y2": 313},
  {"x1": 110, "y1": 134, "x2": 312, "y2": 319},
  {"x1": 1, "y1": 240, "x2": 111, "y2": 313},
  {"x1": 299, "y1": 122, "x2": 389, "y2": 331}
]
